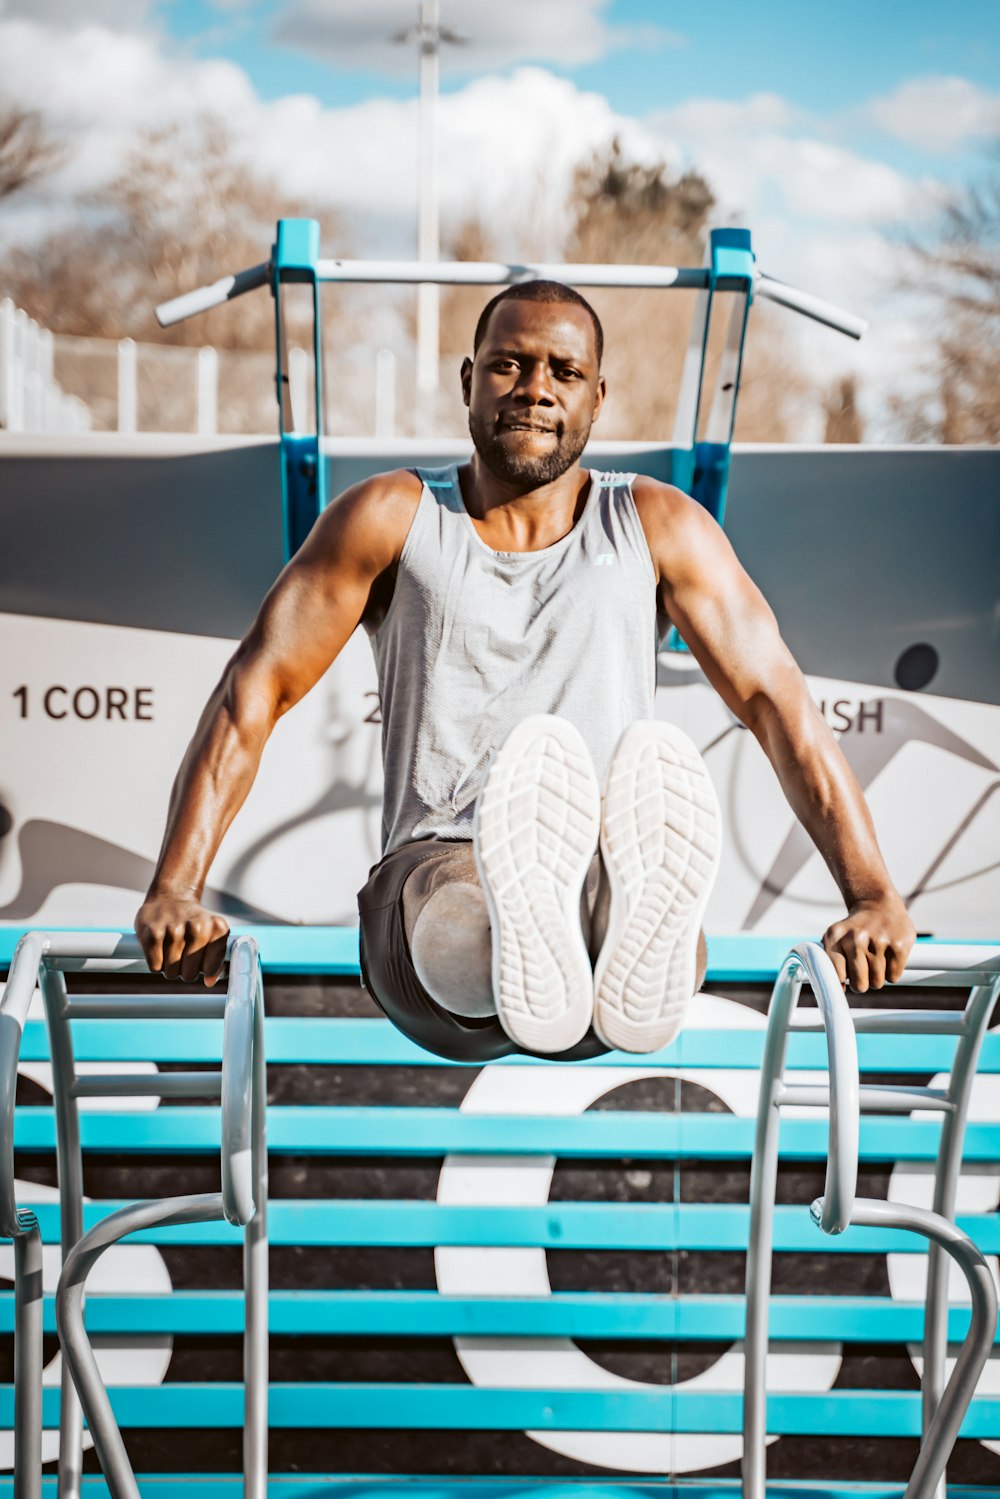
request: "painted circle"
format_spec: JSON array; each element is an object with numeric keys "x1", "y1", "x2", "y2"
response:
[
  {"x1": 887, "y1": 1069, "x2": 1000, "y2": 1459},
  {"x1": 894, "y1": 644, "x2": 939, "y2": 692},
  {"x1": 435, "y1": 991, "x2": 843, "y2": 1473}
]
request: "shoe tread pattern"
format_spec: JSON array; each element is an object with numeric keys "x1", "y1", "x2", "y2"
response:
[
  {"x1": 474, "y1": 717, "x2": 600, "y2": 1054},
  {"x1": 594, "y1": 721, "x2": 721, "y2": 1053}
]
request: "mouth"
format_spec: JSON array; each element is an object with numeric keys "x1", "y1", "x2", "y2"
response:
[{"x1": 497, "y1": 420, "x2": 556, "y2": 435}]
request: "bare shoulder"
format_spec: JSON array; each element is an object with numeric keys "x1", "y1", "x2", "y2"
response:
[
  {"x1": 297, "y1": 467, "x2": 423, "y2": 574},
  {"x1": 630, "y1": 475, "x2": 725, "y2": 580}
]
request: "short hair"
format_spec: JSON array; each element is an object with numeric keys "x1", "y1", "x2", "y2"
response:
[{"x1": 473, "y1": 280, "x2": 604, "y2": 367}]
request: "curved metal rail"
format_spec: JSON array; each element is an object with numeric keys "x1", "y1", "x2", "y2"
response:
[
  {"x1": 743, "y1": 940, "x2": 1000, "y2": 1499},
  {"x1": 0, "y1": 930, "x2": 268, "y2": 1499},
  {"x1": 155, "y1": 251, "x2": 867, "y2": 340}
]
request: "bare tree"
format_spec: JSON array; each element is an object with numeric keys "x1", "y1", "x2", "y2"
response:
[
  {"x1": 822, "y1": 374, "x2": 864, "y2": 444},
  {"x1": 1, "y1": 115, "x2": 349, "y2": 350},
  {"x1": 891, "y1": 155, "x2": 1000, "y2": 444},
  {"x1": 0, "y1": 103, "x2": 63, "y2": 201}
]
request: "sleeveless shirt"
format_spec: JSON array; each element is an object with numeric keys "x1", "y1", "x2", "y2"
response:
[{"x1": 370, "y1": 462, "x2": 659, "y2": 854}]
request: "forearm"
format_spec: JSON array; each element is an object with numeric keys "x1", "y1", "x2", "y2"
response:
[
  {"x1": 147, "y1": 663, "x2": 276, "y2": 901},
  {"x1": 748, "y1": 678, "x2": 896, "y2": 906}
]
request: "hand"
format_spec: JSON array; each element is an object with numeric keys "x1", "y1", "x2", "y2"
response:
[
  {"x1": 822, "y1": 896, "x2": 916, "y2": 993},
  {"x1": 135, "y1": 895, "x2": 230, "y2": 986}
]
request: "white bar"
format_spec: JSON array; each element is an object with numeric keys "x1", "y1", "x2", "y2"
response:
[
  {"x1": 777, "y1": 1083, "x2": 954, "y2": 1112},
  {"x1": 374, "y1": 348, "x2": 396, "y2": 438},
  {"x1": 155, "y1": 262, "x2": 269, "y2": 329},
  {"x1": 756, "y1": 272, "x2": 868, "y2": 340},
  {"x1": 288, "y1": 346, "x2": 309, "y2": 433},
  {"x1": 197, "y1": 345, "x2": 218, "y2": 436},
  {"x1": 117, "y1": 337, "x2": 137, "y2": 434},
  {"x1": 315, "y1": 258, "x2": 704, "y2": 289}
]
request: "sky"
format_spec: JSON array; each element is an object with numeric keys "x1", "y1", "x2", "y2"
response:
[{"x1": 1, "y1": 0, "x2": 998, "y2": 434}]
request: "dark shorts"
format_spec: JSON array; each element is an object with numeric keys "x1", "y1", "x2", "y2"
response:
[{"x1": 357, "y1": 837, "x2": 612, "y2": 1064}]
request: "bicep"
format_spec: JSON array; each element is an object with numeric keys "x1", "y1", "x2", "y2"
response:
[
  {"x1": 659, "y1": 505, "x2": 803, "y2": 730},
  {"x1": 230, "y1": 485, "x2": 395, "y2": 721}
]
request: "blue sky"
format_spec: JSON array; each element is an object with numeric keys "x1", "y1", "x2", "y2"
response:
[
  {"x1": 164, "y1": 0, "x2": 999, "y2": 188},
  {"x1": 1, "y1": 0, "x2": 997, "y2": 433}
]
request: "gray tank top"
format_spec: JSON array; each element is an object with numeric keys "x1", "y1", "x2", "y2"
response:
[{"x1": 371, "y1": 462, "x2": 659, "y2": 853}]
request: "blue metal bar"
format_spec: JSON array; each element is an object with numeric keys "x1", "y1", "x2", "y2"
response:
[
  {"x1": 3, "y1": 1483, "x2": 1000, "y2": 1499},
  {"x1": 0, "y1": 1290, "x2": 995, "y2": 1343},
  {"x1": 3, "y1": 1383, "x2": 1000, "y2": 1436},
  {"x1": 12, "y1": 1199, "x2": 1000, "y2": 1251},
  {"x1": 10, "y1": 1107, "x2": 1000, "y2": 1159}
]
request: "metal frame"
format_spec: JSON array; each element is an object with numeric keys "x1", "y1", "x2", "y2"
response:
[
  {"x1": 0, "y1": 932, "x2": 268, "y2": 1499},
  {"x1": 743, "y1": 941, "x2": 1000, "y2": 1499},
  {"x1": 154, "y1": 221, "x2": 866, "y2": 561}
]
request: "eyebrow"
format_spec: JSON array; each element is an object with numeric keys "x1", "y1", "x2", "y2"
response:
[{"x1": 487, "y1": 345, "x2": 589, "y2": 365}]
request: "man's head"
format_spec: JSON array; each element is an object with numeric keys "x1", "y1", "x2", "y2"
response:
[{"x1": 462, "y1": 281, "x2": 606, "y2": 488}]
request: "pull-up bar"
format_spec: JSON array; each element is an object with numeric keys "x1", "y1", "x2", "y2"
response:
[{"x1": 156, "y1": 256, "x2": 868, "y2": 341}]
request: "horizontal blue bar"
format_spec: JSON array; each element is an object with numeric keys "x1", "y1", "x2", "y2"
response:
[
  {"x1": 10, "y1": 1105, "x2": 1000, "y2": 1160},
  {"x1": 0, "y1": 1291, "x2": 988, "y2": 1344},
  {"x1": 13, "y1": 1200, "x2": 1000, "y2": 1252},
  {"x1": 3, "y1": 1484, "x2": 1000, "y2": 1499},
  {"x1": 11, "y1": 1018, "x2": 1000, "y2": 1072},
  {"x1": 3, "y1": 1383, "x2": 1000, "y2": 1435}
]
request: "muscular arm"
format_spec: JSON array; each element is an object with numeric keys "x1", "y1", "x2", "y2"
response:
[
  {"x1": 634, "y1": 478, "x2": 916, "y2": 991},
  {"x1": 136, "y1": 470, "x2": 420, "y2": 983}
]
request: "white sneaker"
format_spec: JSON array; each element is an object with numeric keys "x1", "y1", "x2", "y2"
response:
[
  {"x1": 473, "y1": 715, "x2": 601, "y2": 1054},
  {"x1": 593, "y1": 719, "x2": 722, "y2": 1053}
]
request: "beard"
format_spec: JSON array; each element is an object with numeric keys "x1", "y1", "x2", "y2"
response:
[{"x1": 468, "y1": 410, "x2": 590, "y2": 486}]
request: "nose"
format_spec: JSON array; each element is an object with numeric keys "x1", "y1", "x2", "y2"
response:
[{"x1": 513, "y1": 360, "x2": 554, "y2": 405}]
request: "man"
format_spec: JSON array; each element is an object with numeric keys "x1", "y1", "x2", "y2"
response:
[{"x1": 135, "y1": 280, "x2": 916, "y2": 1058}]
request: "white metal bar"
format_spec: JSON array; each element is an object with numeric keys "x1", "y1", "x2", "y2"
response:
[
  {"x1": 776, "y1": 1083, "x2": 955, "y2": 1112},
  {"x1": 756, "y1": 271, "x2": 868, "y2": 340},
  {"x1": 196, "y1": 345, "x2": 218, "y2": 436},
  {"x1": 314, "y1": 257, "x2": 706, "y2": 289},
  {"x1": 117, "y1": 338, "x2": 137, "y2": 434},
  {"x1": 155, "y1": 262, "x2": 270, "y2": 329},
  {"x1": 71, "y1": 1072, "x2": 221, "y2": 1099},
  {"x1": 66, "y1": 995, "x2": 226, "y2": 1020}
]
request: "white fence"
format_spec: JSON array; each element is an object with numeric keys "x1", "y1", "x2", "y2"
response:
[
  {"x1": 0, "y1": 300, "x2": 92, "y2": 434},
  {"x1": 0, "y1": 308, "x2": 406, "y2": 438}
]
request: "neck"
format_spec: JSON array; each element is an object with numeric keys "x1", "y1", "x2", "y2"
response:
[{"x1": 462, "y1": 453, "x2": 589, "y2": 526}]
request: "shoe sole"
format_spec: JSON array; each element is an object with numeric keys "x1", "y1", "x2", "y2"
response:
[
  {"x1": 593, "y1": 719, "x2": 722, "y2": 1053},
  {"x1": 473, "y1": 715, "x2": 600, "y2": 1054}
]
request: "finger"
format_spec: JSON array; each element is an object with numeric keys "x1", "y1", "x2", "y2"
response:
[
  {"x1": 822, "y1": 934, "x2": 848, "y2": 987},
  {"x1": 201, "y1": 928, "x2": 230, "y2": 987},
  {"x1": 138, "y1": 921, "x2": 164, "y2": 974},
  {"x1": 161, "y1": 923, "x2": 186, "y2": 981},
  {"x1": 179, "y1": 921, "x2": 214, "y2": 984},
  {"x1": 866, "y1": 938, "x2": 887, "y2": 990},
  {"x1": 846, "y1": 945, "x2": 869, "y2": 993},
  {"x1": 886, "y1": 943, "x2": 908, "y2": 984}
]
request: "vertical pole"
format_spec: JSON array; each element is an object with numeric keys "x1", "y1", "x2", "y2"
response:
[
  {"x1": 415, "y1": 0, "x2": 440, "y2": 425},
  {"x1": 742, "y1": 960, "x2": 800, "y2": 1499},
  {"x1": 921, "y1": 980, "x2": 999, "y2": 1499},
  {"x1": 375, "y1": 348, "x2": 396, "y2": 438},
  {"x1": 288, "y1": 347, "x2": 310, "y2": 434},
  {"x1": 197, "y1": 345, "x2": 218, "y2": 436},
  {"x1": 243, "y1": 973, "x2": 269, "y2": 1499},
  {"x1": 39, "y1": 967, "x2": 85, "y2": 1499},
  {"x1": 0, "y1": 298, "x2": 14, "y2": 430},
  {"x1": 117, "y1": 338, "x2": 137, "y2": 434},
  {"x1": 13, "y1": 1222, "x2": 43, "y2": 1499}
]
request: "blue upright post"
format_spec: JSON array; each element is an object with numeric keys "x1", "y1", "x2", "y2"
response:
[{"x1": 272, "y1": 218, "x2": 327, "y2": 559}]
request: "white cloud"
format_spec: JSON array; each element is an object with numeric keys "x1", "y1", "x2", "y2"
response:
[
  {"x1": 0, "y1": 0, "x2": 155, "y2": 26},
  {"x1": 648, "y1": 93, "x2": 942, "y2": 228},
  {"x1": 271, "y1": 0, "x2": 683, "y2": 75},
  {"x1": 867, "y1": 75, "x2": 1000, "y2": 155}
]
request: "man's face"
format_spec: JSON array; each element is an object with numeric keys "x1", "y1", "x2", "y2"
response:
[{"x1": 462, "y1": 299, "x2": 605, "y2": 487}]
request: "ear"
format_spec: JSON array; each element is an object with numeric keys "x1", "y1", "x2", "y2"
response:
[
  {"x1": 460, "y1": 356, "x2": 473, "y2": 408},
  {"x1": 592, "y1": 375, "x2": 606, "y2": 423}
]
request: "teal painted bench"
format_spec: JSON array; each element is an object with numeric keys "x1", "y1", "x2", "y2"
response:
[{"x1": 1, "y1": 928, "x2": 999, "y2": 1499}]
